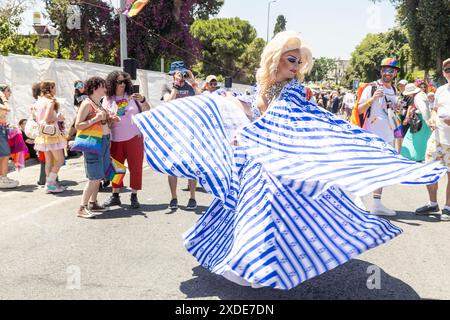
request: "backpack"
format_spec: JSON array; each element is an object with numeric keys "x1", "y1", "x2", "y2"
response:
[{"x1": 350, "y1": 82, "x2": 377, "y2": 128}]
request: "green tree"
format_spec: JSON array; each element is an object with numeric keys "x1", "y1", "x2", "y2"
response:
[
  {"x1": 373, "y1": 0, "x2": 450, "y2": 84},
  {"x1": 44, "y1": 0, "x2": 119, "y2": 64},
  {"x1": 273, "y1": 15, "x2": 287, "y2": 38},
  {"x1": 341, "y1": 27, "x2": 410, "y2": 88},
  {"x1": 0, "y1": 0, "x2": 39, "y2": 55},
  {"x1": 304, "y1": 57, "x2": 336, "y2": 82},
  {"x1": 236, "y1": 37, "x2": 266, "y2": 84},
  {"x1": 190, "y1": 18, "x2": 258, "y2": 83}
]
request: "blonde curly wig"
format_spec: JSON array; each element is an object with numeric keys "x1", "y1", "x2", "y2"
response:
[{"x1": 256, "y1": 31, "x2": 313, "y2": 95}]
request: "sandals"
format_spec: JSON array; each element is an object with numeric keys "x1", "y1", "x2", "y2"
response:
[{"x1": 77, "y1": 205, "x2": 96, "y2": 219}]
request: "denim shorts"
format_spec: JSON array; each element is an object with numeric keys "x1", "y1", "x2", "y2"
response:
[
  {"x1": 84, "y1": 135, "x2": 111, "y2": 181},
  {"x1": 0, "y1": 125, "x2": 10, "y2": 157}
]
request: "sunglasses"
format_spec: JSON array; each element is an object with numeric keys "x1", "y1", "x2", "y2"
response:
[
  {"x1": 287, "y1": 56, "x2": 302, "y2": 65},
  {"x1": 117, "y1": 79, "x2": 127, "y2": 85},
  {"x1": 444, "y1": 68, "x2": 450, "y2": 74},
  {"x1": 382, "y1": 68, "x2": 396, "y2": 74},
  {"x1": 209, "y1": 81, "x2": 218, "y2": 86}
]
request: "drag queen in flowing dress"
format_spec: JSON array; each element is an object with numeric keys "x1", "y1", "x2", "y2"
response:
[{"x1": 133, "y1": 31, "x2": 447, "y2": 290}]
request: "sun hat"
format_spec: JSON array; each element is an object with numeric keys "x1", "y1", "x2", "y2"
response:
[
  {"x1": 403, "y1": 83, "x2": 421, "y2": 96},
  {"x1": 168, "y1": 61, "x2": 189, "y2": 76}
]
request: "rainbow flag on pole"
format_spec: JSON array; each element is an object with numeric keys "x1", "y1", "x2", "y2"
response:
[
  {"x1": 123, "y1": 0, "x2": 149, "y2": 17},
  {"x1": 105, "y1": 158, "x2": 127, "y2": 185}
]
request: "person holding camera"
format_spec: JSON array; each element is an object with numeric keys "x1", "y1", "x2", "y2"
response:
[
  {"x1": 165, "y1": 61, "x2": 199, "y2": 210},
  {"x1": 354, "y1": 58, "x2": 400, "y2": 216},
  {"x1": 102, "y1": 71, "x2": 151, "y2": 209}
]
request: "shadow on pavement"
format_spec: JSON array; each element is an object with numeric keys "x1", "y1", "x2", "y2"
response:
[
  {"x1": 0, "y1": 184, "x2": 38, "y2": 193},
  {"x1": 387, "y1": 210, "x2": 441, "y2": 226},
  {"x1": 179, "y1": 259, "x2": 421, "y2": 300}
]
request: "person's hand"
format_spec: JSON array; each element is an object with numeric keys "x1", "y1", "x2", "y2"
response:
[
  {"x1": 373, "y1": 88, "x2": 384, "y2": 100},
  {"x1": 107, "y1": 112, "x2": 120, "y2": 123},
  {"x1": 427, "y1": 118, "x2": 437, "y2": 130},
  {"x1": 184, "y1": 70, "x2": 196, "y2": 84},
  {"x1": 131, "y1": 93, "x2": 145, "y2": 103}
]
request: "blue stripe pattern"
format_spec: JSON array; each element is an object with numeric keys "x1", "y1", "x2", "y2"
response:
[{"x1": 133, "y1": 80, "x2": 446, "y2": 290}]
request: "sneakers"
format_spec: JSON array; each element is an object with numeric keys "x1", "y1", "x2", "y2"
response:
[
  {"x1": 88, "y1": 201, "x2": 108, "y2": 212},
  {"x1": 77, "y1": 206, "x2": 96, "y2": 219},
  {"x1": 415, "y1": 204, "x2": 440, "y2": 215},
  {"x1": 371, "y1": 203, "x2": 396, "y2": 217},
  {"x1": 169, "y1": 198, "x2": 178, "y2": 210},
  {"x1": 0, "y1": 176, "x2": 19, "y2": 189},
  {"x1": 186, "y1": 198, "x2": 197, "y2": 210},
  {"x1": 103, "y1": 194, "x2": 121, "y2": 207},
  {"x1": 45, "y1": 181, "x2": 65, "y2": 193},
  {"x1": 441, "y1": 209, "x2": 450, "y2": 222},
  {"x1": 130, "y1": 194, "x2": 140, "y2": 209}
]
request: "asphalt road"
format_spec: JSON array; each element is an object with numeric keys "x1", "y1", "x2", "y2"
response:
[{"x1": 1, "y1": 156, "x2": 449, "y2": 300}]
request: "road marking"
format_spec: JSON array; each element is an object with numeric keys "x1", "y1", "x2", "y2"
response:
[{"x1": 0, "y1": 196, "x2": 71, "y2": 229}]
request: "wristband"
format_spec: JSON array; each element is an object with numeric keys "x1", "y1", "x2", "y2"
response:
[{"x1": 140, "y1": 96, "x2": 146, "y2": 103}]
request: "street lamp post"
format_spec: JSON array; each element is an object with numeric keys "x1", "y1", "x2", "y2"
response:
[
  {"x1": 119, "y1": 0, "x2": 128, "y2": 68},
  {"x1": 266, "y1": 0, "x2": 278, "y2": 42}
]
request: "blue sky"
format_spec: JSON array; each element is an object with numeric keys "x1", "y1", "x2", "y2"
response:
[{"x1": 21, "y1": 0, "x2": 398, "y2": 60}]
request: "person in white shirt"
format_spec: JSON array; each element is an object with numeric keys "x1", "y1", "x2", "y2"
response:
[
  {"x1": 354, "y1": 58, "x2": 400, "y2": 216},
  {"x1": 416, "y1": 58, "x2": 450, "y2": 221}
]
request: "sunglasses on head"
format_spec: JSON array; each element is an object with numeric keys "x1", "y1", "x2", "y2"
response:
[
  {"x1": 287, "y1": 56, "x2": 302, "y2": 65},
  {"x1": 382, "y1": 68, "x2": 396, "y2": 74},
  {"x1": 444, "y1": 68, "x2": 450, "y2": 74}
]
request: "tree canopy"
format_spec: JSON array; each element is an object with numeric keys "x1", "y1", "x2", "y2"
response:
[
  {"x1": 273, "y1": 15, "x2": 287, "y2": 38},
  {"x1": 44, "y1": 0, "x2": 224, "y2": 69},
  {"x1": 190, "y1": 17, "x2": 263, "y2": 84},
  {"x1": 372, "y1": 0, "x2": 450, "y2": 84},
  {"x1": 342, "y1": 27, "x2": 410, "y2": 88}
]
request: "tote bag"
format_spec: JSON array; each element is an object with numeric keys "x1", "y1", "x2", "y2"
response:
[{"x1": 70, "y1": 122, "x2": 103, "y2": 155}]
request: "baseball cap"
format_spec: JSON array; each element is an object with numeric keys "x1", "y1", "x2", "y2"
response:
[
  {"x1": 399, "y1": 79, "x2": 408, "y2": 85},
  {"x1": 206, "y1": 75, "x2": 217, "y2": 83}
]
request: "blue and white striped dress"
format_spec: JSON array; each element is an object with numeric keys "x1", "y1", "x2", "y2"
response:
[{"x1": 133, "y1": 80, "x2": 446, "y2": 290}]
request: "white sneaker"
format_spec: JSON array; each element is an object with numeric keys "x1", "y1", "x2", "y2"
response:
[
  {"x1": 0, "y1": 176, "x2": 19, "y2": 189},
  {"x1": 354, "y1": 196, "x2": 367, "y2": 211},
  {"x1": 45, "y1": 181, "x2": 65, "y2": 193},
  {"x1": 371, "y1": 203, "x2": 397, "y2": 217},
  {"x1": 441, "y1": 214, "x2": 450, "y2": 222}
]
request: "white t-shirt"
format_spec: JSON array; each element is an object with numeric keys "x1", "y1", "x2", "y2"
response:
[
  {"x1": 360, "y1": 81, "x2": 397, "y2": 143},
  {"x1": 435, "y1": 83, "x2": 450, "y2": 145}
]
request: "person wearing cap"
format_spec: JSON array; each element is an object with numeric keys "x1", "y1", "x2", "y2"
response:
[
  {"x1": 400, "y1": 83, "x2": 431, "y2": 162},
  {"x1": 167, "y1": 61, "x2": 201, "y2": 100},
  {"x1": 354, "y1": 58, "x2": 401, "y2": 216},
  {"x1": 165, "y1": 61, "x2": 199, "y2": 210},
  {"x1": 202, "y1": 75, "x2": 219, "y2": 94},
  {"x1": 416, "y1": 58, "x2": 450, "y2": 221}
]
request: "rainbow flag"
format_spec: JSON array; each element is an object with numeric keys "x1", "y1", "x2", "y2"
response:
[
  {"x1": 124, "y1": 0, "x2": 149, "y2": 17},
  {"x1": 105, "y1": 158, "x2": 127, "y2": 185}
]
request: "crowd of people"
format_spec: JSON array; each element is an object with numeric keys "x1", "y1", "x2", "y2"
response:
[
  {"x1": 0, "y1": 52, "x2": 449, "y2": 222},
  {"x1": 1, "y1": 29, "x2": 449, "y2": 289},
  {"x1": 0, "y1": 64, "x2": 227, "y2": 217}
]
